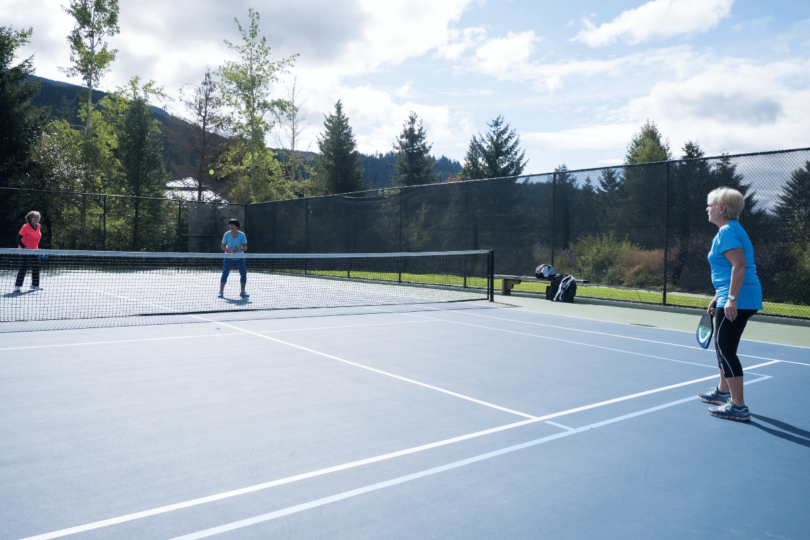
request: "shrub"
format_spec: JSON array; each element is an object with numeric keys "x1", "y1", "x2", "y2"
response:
[{"x1": 572, "y1": 233, "x2": 639, "y2": 284}]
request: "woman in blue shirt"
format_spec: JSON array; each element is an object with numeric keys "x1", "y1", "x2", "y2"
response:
[
  {"x1": 219, "y1": 218, "x2": 249, "y2": 299},
  {"x1": 698, "y1": 188, "x2": 762, "y2": 422}
]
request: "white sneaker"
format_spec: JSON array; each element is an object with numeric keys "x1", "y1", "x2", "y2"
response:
[
  {"x1": 14, "y1": 286, "x2": 21, "y2": 293},
  {"x1": 30, "y1": 286, "x2": 42, "y2": 291}
]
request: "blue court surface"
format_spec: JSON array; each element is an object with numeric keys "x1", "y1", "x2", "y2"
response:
[{"x1": 1, "y1": 302, "x2": 809, "y2": 540}]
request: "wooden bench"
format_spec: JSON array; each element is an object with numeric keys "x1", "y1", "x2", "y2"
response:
[{"x1": 494, "y1": 274, "x2": 590, "y2": 296}]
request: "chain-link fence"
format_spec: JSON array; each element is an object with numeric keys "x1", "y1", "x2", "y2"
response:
[
  {"x1": 3, "y1": 146, "x2": 808, "y2": 318},
  {"x1": 0, "y1": 187, "x2": 189, "y2": 252},
  {"x1": 239, "y1": 147, "x2": 810, "y2": 319}
]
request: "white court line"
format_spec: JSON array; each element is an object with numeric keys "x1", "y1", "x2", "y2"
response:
[
  {"x1": 19, "y1": 364, "x2": 778, "y2": 540},
  {"x1": 545, "y1": 421, "x2": 574, "y2": 431},
  {"x1": 775, "y1": 359, "x2": 810, "y2": 367},
  {"x1": 254, "y1": 319, "x2": 431, "y2": 334},
  {"x1": 193, "y1": 317, "x2": 537, "y2": 420},
  {"x1": 486, "y1": 302, "x2": 810, "y2": 350},
  {"x1": 446, "y1": 308, "x2": 803, "y2": 363},
  {"x1": 169, "y1": 375, "x2": 774, "y2": 540},
  {"x1": 372, "y1": 308, "x2": 719, "y2": 370},
  {"x1": 0, "y1": 333, "x2": 245, "y2": 352},
  {"x1": 0, "y1": 320, "x2": 430, "y2": 352},
  {"x1": 82, "y1": 292, "x2": 536, "y2": 419}
]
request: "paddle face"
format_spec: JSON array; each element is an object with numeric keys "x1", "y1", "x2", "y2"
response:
[{"x1": 696, "y1": 313, "x2": 714, "y2": 349}]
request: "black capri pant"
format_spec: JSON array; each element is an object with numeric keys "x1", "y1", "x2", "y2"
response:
[
  {"x1": 714, "y1": 307, "x2": 757, "y2": 378},
  {"x1": 15, "y1": 253, "x2": 41, "y2": 288}
]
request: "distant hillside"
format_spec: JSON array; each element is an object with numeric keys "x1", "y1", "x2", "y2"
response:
[
  {"x1": 362, "y1": 151, "x2": 462, "y2": 189},
  {"x1": 28, "y1": 77, "x2": 462, "y2": 192}
]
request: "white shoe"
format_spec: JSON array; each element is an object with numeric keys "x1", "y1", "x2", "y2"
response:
[
  {"x1": 14, "y1": 286, "x2": 21, "y2": 293},
  {"x1": 30, "y1": 286, "x2": 42, "y2": 291}
]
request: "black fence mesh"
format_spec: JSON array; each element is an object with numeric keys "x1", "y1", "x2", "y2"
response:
[{"x1": 3, "y1": 146, "x2": 808, "y2": 318}]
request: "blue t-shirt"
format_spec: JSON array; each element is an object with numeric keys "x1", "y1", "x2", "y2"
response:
[
  {"x1": 707, "y1": 220, "x2": 762, "y2": 309},
  {"x1": 222, "y1": 230, "x2": 247, "y2": 255}
]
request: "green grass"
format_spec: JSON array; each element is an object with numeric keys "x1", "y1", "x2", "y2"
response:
[
  {"x1": 506, "y1": 280, "x2": 810, "y2": 319},
  {"x1": 270, "y1": 269, "x2": 810, "y2": 319}
]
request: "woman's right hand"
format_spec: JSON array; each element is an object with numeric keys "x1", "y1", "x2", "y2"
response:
[{"x1": 707, "y1": 299, "x2": 717, "y2": 316}]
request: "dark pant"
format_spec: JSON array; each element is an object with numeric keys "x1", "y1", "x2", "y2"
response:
[
  {"x1": 15, "y1": 254, "x2": 41, "y2": 288},
  {"x1": 714, "y1": 307, "x2": 757, "y2": 378}
]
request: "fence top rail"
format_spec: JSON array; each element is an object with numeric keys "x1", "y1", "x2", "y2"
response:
[
  {"x1": 5, "y1": 145, "x2": 809, "y2": 206},
  {"x1": 0, "y1": 186, "x2": 194, "y2": 203},
  {"x1": 0, "y1": 248, "x2": 491, "y2": 259}
]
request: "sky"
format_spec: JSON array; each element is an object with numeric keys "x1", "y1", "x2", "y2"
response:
[{"x1": 4, "y1": 0, "x2": 810, "y2": 175}]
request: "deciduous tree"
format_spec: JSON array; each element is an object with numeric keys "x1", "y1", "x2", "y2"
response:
[
  {"x1": 59, "y1": 0, "x2": 120, "y2": 135},
  {"x1": 171, "y1": 68, "x2": 227, "y2": 201},
  {"x1": 216, "y1": 8, "x2": 296, "y2": 199}
]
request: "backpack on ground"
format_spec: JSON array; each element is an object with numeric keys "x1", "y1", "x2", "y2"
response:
[{"x1": 546, "y1": 275, "x2": 577, "y2": 303}]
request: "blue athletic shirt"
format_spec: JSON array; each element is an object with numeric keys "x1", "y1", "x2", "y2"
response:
[
  {"x1": 222, "y1": 231, "x2": 247, "y2": 255},
  {"x1": 707, "y1": 220, "x2": 762, "y2": 309}
]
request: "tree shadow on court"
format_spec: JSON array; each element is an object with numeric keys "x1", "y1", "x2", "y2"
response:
[{"x1": 750, "y1": 414, "x2": 810, "y2": 449}]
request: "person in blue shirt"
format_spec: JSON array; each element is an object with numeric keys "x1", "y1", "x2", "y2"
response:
[
  {"x1": 219, "y1": 218, "x2": 249, "y2": 299},
  {"x1": 698, "y1": 187, "x2": 762, "y2": 422}
]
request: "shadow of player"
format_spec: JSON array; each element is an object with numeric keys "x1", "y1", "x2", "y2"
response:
[
  {"x1": 749, "y1": 414, "x2": 810, "y2": 449},
  {"x1": 3, "y1": 290, "x2": 39, "y2": 297}
]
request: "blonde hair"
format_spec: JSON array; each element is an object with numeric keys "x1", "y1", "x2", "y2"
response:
[
  {"x1": 707, "y1": 187, "x2": 744, "y2": 220},
  {"x1": 26, "y1": 211, "x2": 41, "y2": 224}
]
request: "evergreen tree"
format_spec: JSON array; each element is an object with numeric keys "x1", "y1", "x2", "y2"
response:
[
  {"x1": 1, "y1": 26, "x2": 49, "y2": 186},
  {"x1": 391, "y1": 112, "x2": 439, "y2": 187},
  {"x1": 597, "y1": 167, "x2": 621, "y2": 196},
  {"x1": 314, "y1": 100, "x2": 366, "y2": 194},
  {"x1": 625, "y1": 119, "x2": 671, "y2": 165},
  {"x1": 460, "y1": 115, "x2": 527, "y2": 179},
  {"x1": 118, "y1": 78, "x2": 170, "y2": 249},
  {"x1": 775, "y1": 161, "x2": 810, "y2": 242},
  {"x1": 610, "y1": 120, "x2": 672, "y2": 244},
  {"x1": 711, "y1": 153, "x2": 762, "y2": 224}
]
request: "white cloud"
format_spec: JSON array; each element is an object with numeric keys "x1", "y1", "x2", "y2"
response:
[
  {"x1": 523, "y1": 124, "x2": 639, "y2": 151},
  {"x1": 471, "y1": 31, "x2": 541, "y2": 77},
  {"x1": 572, "y1": 0, "x2": 733, "y2": 47},
  {"x1": 624, "y1": 58, "x2": 810, "y2": 153},
  {"x1": 435, "y1": 27, "x2": 488, "y2": 61},
  {"x1": 463, "y1": 40, "x2": 700, "y2": 94}
]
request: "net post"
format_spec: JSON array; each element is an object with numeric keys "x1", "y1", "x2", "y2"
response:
[{"x1": 487, "y1": 250, "x2": 495, "y2": 302}]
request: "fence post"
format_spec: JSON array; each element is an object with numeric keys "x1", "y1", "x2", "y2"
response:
[
  {"x1": 550, "y1": 172, "x2": 557, "y2": 266},
  {"x1": 488, "y1": 250, "x2": 495, "y2": 302},
  {"x1": 663, "y1": 161, "x2": 670, "y2": 306},
  {"x1": 177, "y1": 200, "x2": 182, "y2": 252},
  {"x1": 102, "y1": 195, "x2": 107, "y2": 251},
  {"x1": 244, "y1": 202, "x2": 249, "y2": 239},
  {"x1": 398, "y1": 189, "x2": 403, "y2": 283}
]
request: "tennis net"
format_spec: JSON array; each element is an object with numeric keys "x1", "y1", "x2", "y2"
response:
[{"x1": 0, "y1": 249, "x2": 494, "y2": 322}]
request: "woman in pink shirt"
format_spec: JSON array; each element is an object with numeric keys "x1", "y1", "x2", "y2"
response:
[{"x1": 15, "y1": 211, "x2": 43, "y2": 292}]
